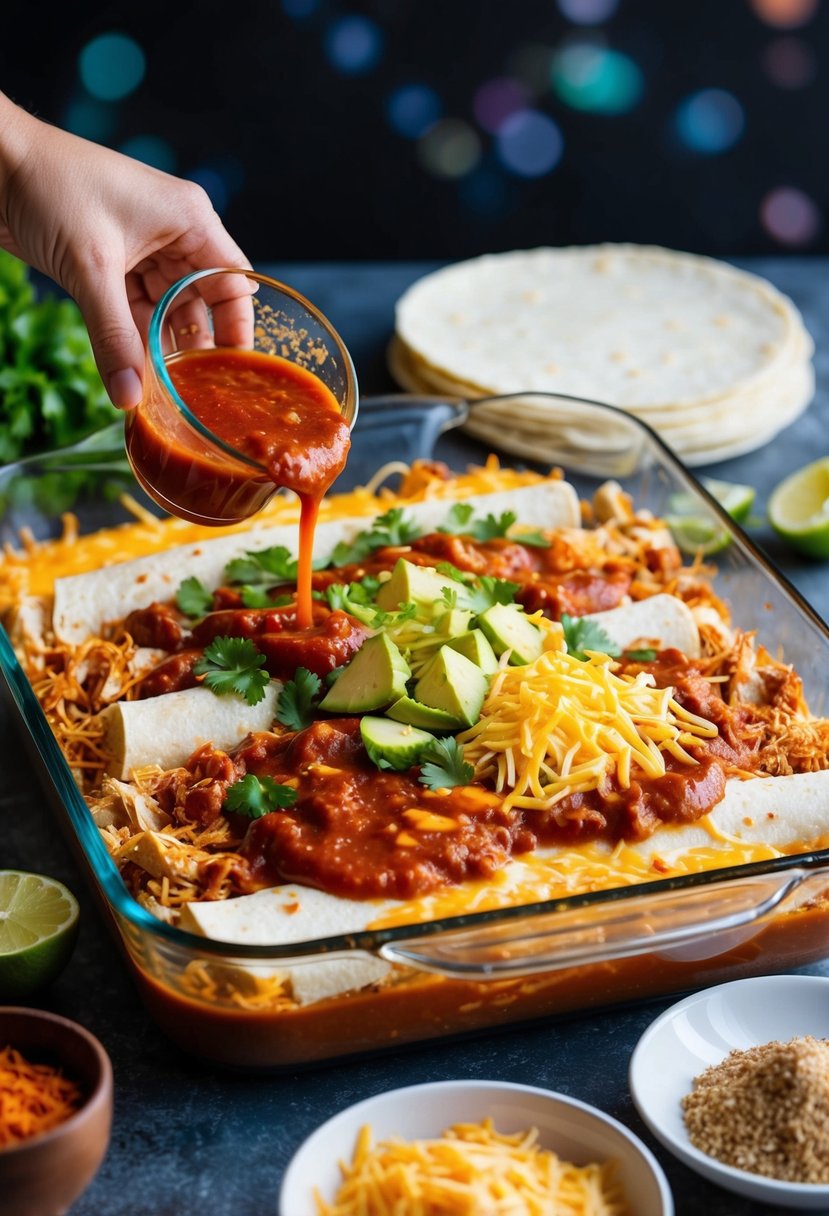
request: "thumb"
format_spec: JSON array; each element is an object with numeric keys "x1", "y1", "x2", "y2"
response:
[{"x1": 75, "y1": 276, "x2": 146, "y2": 410}]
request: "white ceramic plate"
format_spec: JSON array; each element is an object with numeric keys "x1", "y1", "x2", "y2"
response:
[
  {"x1": 629, "y1": 974, "x2": 829, "y2": 1209},
  {"x1": 279, "y1": 1078, "x2": 673, "y2": 1215}
]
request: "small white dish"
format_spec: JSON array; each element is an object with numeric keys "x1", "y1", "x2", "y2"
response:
[
  {"x1": 630, "y1": 974, "x2": 829, "y2": 1209},
  {"x1": 279, "y1": 1078, "x2": 673, "y2": 1215}
]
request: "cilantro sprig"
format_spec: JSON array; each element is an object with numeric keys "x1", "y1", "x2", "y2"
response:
[
  {"x1": 560, "y1": 614, "x2": 622, "y2": 662},
  {"x1": 439, "y1": 504, "x2": 550, "y2": 548},
  {"x1": 276, "y1": 667, "x2": 322, "y2": 731},
  {"x1": 328, "y1": 508, "x2": 424, "y2": 566},
  {"x1": 418, "y1": 738, "x2": 475, "y2": 790},
  {"x1": 457, "y1": 576, "x2": 520, "y2": 615},
  {"x1": 176, "y1": 576, "x2": 213, "y2": 619},
  {"x1": 224, "y1": 774, "x2": 297, "y2": 819},
  {"x1": 625, "y1": 647, "x2": 658, "y2": 663},
  {"x1": 193, "y1": 636, "x2": 270, "y2": 706}
]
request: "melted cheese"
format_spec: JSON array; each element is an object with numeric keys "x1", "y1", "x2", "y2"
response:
[
  {"x1": 458, "y1": 621, "x2": 718, "y2": 813},
  {"x1": 372, "y1": 828, "x2": 785, "y2": 929},
  {"x1": 315, "y1": 1119, "x2": 629, "y2": 1216}
]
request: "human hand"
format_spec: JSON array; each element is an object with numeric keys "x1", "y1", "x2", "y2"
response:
[{"x1": 0, "y1": 91, "x2": 252, "y2": 408}]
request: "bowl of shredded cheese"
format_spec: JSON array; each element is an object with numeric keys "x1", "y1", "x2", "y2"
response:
[
  {"x1": 630, "y1": 975, "x2": 829, "y2": 1209},
  {"x1": 279, "y1": 1078, "x2": 673, "y2": 1216},
  {"x1": 0, "y1": 1006, "x2": 113, "y2": 1216}
]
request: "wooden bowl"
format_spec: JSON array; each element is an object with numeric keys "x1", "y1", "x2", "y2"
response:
[{"x1": 0, "y1": 1007, "x2": 113, "y2": 1216}]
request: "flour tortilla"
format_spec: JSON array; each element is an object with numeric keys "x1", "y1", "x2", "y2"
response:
[
  {"x1": 99, "y1": 683, "x2": 281, "y2": 779},
  {"x1": 390, "y1": 245, "x2": 814, "y2": 465},
  {"x1": 178, "y1": 884, "x2": 393, "y2": 1006},
  {"x1": 53, "y1": 481, "x2": 580, "y2": 645},
  {"x1": 586, "y1": 594, "x2": 700, "y2": 659},
  {"x1": 394, "y1": 245, "x2": 812, "y2": 408},
  {"x1": 175, "y1": 768, "x2": 829, "y2": 1004}
]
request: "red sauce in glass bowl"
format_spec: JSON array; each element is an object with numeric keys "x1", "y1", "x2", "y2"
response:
[{"x1": 126, "y1": 347, "x2": 351, "y2": 628}]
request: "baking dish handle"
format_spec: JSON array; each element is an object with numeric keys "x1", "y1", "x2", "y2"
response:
[{"x1": 377, "y1": 866, "x2": 829, "y2": 980}]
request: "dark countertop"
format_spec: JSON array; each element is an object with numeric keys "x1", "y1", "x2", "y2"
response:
[{"x1": 5, "y1": 256, "x2": 829, "y2": 1216}]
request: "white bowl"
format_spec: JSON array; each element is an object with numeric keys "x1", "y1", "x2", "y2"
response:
[
  {"x1": 279, "y1": 1078, "x2": 673, "y2": 1215},
  {"x1": 629, "y1": 975, "x2": 829, "y2": 1209}
]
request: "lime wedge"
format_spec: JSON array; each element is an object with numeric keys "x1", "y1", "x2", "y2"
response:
[
  {"x1": 768, "y1": 457, "x2": 829, "y2": 559},
  {"x1": 667, "y1": 477, "x2": 756, "y2": 556},
  {"x1": 0, "y1": 871, "x2": 80, "y2": 999}
]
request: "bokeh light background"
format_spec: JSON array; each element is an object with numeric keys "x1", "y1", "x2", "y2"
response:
[{"x1": 6, "y1": 0, "x2": 827, "y2": 259}]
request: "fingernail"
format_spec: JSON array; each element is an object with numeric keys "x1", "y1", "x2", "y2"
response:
[{"x1": 109, "y1": 368, "x2": 143, "y2": 409}]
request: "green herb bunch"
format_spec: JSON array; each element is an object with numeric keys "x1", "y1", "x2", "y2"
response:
[{"x1": 0, "y1": 250, "x2": 117, "y2": 462}]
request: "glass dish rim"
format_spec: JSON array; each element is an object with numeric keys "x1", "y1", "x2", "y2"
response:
[{"x1": 4, "y1": 390, "x2": 829, "y2": 965}]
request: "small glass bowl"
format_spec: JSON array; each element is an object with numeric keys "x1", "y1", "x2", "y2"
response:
[{"x1": 124, "y1": 267, "x2": 359, "y2": 526}]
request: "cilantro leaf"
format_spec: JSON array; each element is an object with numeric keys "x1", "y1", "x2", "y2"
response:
[
  {"x1": 276, "y1": 667, "x2": 322, "y2": 731},
  {"x1": 438, "y1": 503, "x2": 476, "y2": 535},
  {"x1": 373, "y1": 507, "x2": 424, "y2": 547},
  {"x1": 459, "y1": 576, "x2": 520, "y2": 615},
  {"x1": 470, "y1": 510, "x2": 517, "y2": 541},
  {"x1": 193, "y1": 636, "x2": 270, "y2": 706},
  {"x1": 625, "y1": 647, "x2": 658, "y2": 663},
  {"x1": 440, "y1": 585, "x2": 459, "y2": 610},
  {"x1": 224, "y1": 774, "x2": 297, "y2": 819},
  {"x1": 225, "y1": 545, "x2": 298, "y2": 588},
  {"x1": 176, "y1": 576, "x2": 213, "y2": 618},
  {"x1": 511, "y1": 528, "x2": 550, "y2": 548},
  {"x1": 438, "y1": 503, "x2": 550, "y2": 548},
  {"x1": 560, "y1": 614, "x2": 622, "y2": 661},
  {"x1": 435, "y1": 561, "x2": 474, "y2": 584},
  {"x1": 327, "y1": 509, "x2": 424, "y2": 566},
  {"x1": 238, "y1": 587, "x2": 293, "y2": 609},
  {"x1": 418, "y1": 738, "x2": 475, "y2": 790}
]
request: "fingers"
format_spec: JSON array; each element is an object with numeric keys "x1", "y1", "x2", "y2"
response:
[{"x1": 75, "y1": 273, "x2": 146, "y2": 410}]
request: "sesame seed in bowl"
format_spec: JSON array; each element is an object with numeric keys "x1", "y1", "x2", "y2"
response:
[{"x1": 629, "y1": 975, "x2": 829, "y2": 1209}]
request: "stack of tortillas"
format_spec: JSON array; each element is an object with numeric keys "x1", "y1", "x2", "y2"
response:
[{"x1": 389, "y1": 244, "x2": 814, "y2": 466}]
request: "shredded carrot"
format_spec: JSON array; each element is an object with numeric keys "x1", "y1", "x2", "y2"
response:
[{"x1": 0, "y1": 1045, "x2": 83, "y2": 1148}]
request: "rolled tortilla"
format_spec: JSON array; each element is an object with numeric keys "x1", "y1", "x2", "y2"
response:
[
  {"x1": 98, "y1": 683, "x2": 280, "y2": 779},
  {"x1": 175, "y1": 769, "x2": 829, "y2": 1004},
  {"x1": 53, "y1": 481, "x2": 580, "y2": 644},
  {"x1": 178, "y1": 884, "x2": 393, "y2": 1006},
  {"x1": 586, "y1": 593, "x2": 701, "y2": 659}
]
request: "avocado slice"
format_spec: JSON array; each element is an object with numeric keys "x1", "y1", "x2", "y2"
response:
[
  {"x1": 478, "y1": 603, "x2": 543, "y2": 665},
  {"x1": 444, "y1": 628, "x2": 499, "y2": 675},
  {"x1": 436, "y1": 607, "x2": 475, "y2": 637},
  {"x1": 414, "y1": 645, "x2": 489, "y2": 727},
  {"x1": 375, "y1": 558, "x2": 455, "y2": 615},
  {"x1": 360, "y1": 716, "x2": 436, "y2": 771},
  {"x1": 387, "y1": 695, "x2": 463, "y2": 731},
  {"x1": 319, "y1": 633, "x2": 410, "y2": 714}
]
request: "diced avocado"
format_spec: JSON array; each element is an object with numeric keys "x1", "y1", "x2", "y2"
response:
[
  {"x1": 319, "y1": 633, "x2": 410, "y2": 714},
  {"x1": 375, "y1": 558, "x2": 455, "y2": 615},
  {"x1": 387, "y1": 695, "x2": 464, "y2": 731},
  {"x1": 478, "y1": 603, "x2": 543, "y2": 665},
  {"x1": 360, "y1": 716, "x2": 436, "y2": 771},
  {"x1": 414, "y1": 646, "x2": 489, "y2": 727},
  {"x1": 444, "y1": 628, "x2": 499, "y2": 674},
  {"x1": 436, "y1": 607, "x2": 475, "y2": 637}
]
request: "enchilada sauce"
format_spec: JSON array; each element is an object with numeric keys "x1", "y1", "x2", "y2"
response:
[{"x1": 128, "y1": 349, "x2": 350, "y2": 629}]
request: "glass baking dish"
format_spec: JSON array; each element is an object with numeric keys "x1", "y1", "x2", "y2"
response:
[{"x1": 3, "y1": 392, "x2": 829, "y2": 1072}]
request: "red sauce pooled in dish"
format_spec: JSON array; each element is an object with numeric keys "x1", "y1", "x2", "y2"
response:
[{"x1": 128, "y1": 348, "x2": 351, "y2": 628}]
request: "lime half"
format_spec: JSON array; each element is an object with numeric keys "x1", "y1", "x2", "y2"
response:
[
  {"x1": 667, "y1": 477, "x2": 756, "y2": 556},
  {"x1": 0, "y1": 871, "x2": 80, "y2": 999},
  {"x1": 768, "y1": 458, "x2": 829, "y2": 559}
]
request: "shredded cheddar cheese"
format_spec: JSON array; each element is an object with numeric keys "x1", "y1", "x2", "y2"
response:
[
  {"x1": 314, "y1": 1118, "x2": 629, "y2": 1216},
  {"x1": 458, "y1": 621, "x2": 718, "y2": 813},
  {"x1": 0, "y1": 1045, "x2": 83, "y2": 1148}
]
